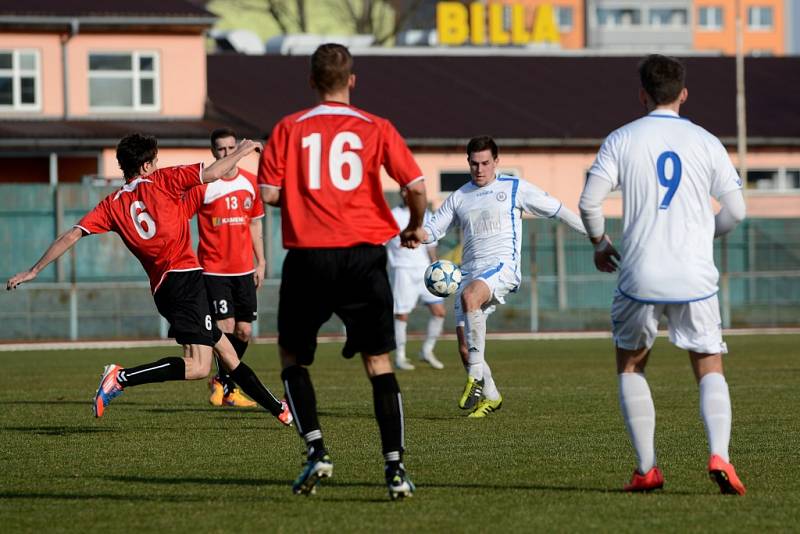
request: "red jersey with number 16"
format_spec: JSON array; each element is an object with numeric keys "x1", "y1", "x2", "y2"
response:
[
  {"x1": 74, "y1": 164, "x2": 204, "y2": 293},
  {"x1": 258, "y1": 102, "x2": 423, "y2": 248}
]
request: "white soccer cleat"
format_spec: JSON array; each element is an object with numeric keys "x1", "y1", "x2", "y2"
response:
[
  {"x1": 419, "y1": 351, "x2": 444, "y2": 370},
  {"x1": 394, "y1": 358, "x2": 416, "y2": 371}
]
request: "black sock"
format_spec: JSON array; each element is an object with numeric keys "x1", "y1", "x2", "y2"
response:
[
  {"x1": 219, "y1": 334, "x2": 249, "y2": 394},
  {"x1": 281, "y1": 365, "x2": 325, "y2": 457},
  {"x1": 229, "y1": 362, "x2": 282, "y2": 415},
  {"x1": 118, "y1": 357, "x2": 185, "y2": 388},
  {"x1": 371, "y1": 373, "x2": 404, "y2": 464}
]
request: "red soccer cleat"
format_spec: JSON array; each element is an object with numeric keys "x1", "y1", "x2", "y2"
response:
[
  {"x1": 623, "y1": 466, "x2": 664, "y2": 492},
  {"x1": 277, "y1": 399, "x2": 293, "y2": 427},
  {"x1": 708, "y1": 455, "x2": 746, "y2": 495},
  {"x1": 93, "y1": 364, "x2": 124, "y2": 418}
]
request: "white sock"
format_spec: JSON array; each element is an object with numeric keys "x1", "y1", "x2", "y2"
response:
[
  {"x1": 618, "y1": 372, "x2": 657, "y2": 474},
  {"x1": 482, "y1": 361, "x2": 501, "y2": 401},
  {"x1": 394, "y1": 318, "x2": 407, "y2": 361},
  {"x1": 465, "y1": 310, "x2": 486, "y2": 380},
  {"x1": 699, "y1": 372, "x2": 732, "y2": 462},
  {"x1": 421, "y1": 316, "x2": 444, "y2": 356}
]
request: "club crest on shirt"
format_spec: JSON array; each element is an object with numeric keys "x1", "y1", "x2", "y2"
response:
[
  {"x1": 496, "y1": 192, "x2": 507, "y2": 202},
  {"x1": 244, "y1": 197, "x2": 253, "y2": 210}
]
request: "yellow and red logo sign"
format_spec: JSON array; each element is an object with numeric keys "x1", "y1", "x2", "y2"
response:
[{"x1": 437, "y1": 2, "x2": 561, "y2": 46}]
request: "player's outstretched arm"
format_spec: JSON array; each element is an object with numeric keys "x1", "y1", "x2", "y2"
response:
[
  {"x1": 6, "y1": 227, "x2": 84, "y2": 290},
  {"x1": 204, "y1": 139, "x2": 262, "y2": 184},
  {"x1": 714, "y1": 189, "x2": 746, "y2": 238}
]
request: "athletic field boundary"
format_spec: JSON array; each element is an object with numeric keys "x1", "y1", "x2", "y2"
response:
[{"x1": 1, "y1": 328, "x2": 798, "y2": 352}]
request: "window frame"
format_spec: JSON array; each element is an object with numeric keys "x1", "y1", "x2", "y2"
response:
[
  {"x1": 88, "y1": 50, "x2": 160, "y2": 113},
  {"x1": 0, "y1": 49, "x2": 42, "y2": 112},
  {"x1": 554, "y1": 6, "x2": 574, "y2": 32},
  {"x1": 698, "y1": 6, "x2": 724, "y2": 30},
  {"x1": 747, "y1": 6, "x2": 774, "y2": 31}
]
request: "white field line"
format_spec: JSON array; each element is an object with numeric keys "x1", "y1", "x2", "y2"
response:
[{"x1": 0, "y1": 328, "x2": 798, "y2": 352}]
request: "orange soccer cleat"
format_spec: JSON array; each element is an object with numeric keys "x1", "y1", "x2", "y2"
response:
[
  {"x1": 277, "y1": 399, "x2": 294, "y2": 427},
  {"x1": 93, "y1": 364, "x2": 124, "y2": 418},
  {"x1": 623, "y1": 466, "x2": 664, "y2": 492},
  {"x1": 708, "y1": 455, "x2": 746, "y2": 495},
  {"x1": 222, "y1": 388, "x2": 257, "y2": 408}
]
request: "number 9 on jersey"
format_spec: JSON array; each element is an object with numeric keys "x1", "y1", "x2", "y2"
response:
[{"x1": 424, "y1": 260, "x2": 463, "y2": 297}]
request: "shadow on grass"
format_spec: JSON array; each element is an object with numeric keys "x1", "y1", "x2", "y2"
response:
[
  {"x1": 106, "y1": 475, "x2": 696, "y2": 496},
  {"x1": 3, "y1": 425, "x2": 115, "y2": 436}
]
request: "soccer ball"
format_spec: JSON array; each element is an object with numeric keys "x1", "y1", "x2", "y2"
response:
[{"x1": 424, "y1": 260, "x2": 462, "y2": 297}]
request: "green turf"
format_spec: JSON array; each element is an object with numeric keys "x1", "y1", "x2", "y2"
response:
[{"x1": 2, "y1": 335, "x2": 798, "y2": 532}]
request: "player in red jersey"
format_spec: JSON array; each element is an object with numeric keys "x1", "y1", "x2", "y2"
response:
[
  {"x1": 259, "y1": 43, "x2": 427, "y2": 500},
  {"x1": 7, "y1": 133, "x2": 291, "y2": 426},
  {"x1": 184, "y1": 128, "x2": 266, "y2": 408}
]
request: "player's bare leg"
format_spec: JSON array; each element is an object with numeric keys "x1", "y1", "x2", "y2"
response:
[
  {"x1": 617, "y1": 346, "x2": 663, "y2": 491},
  {"x1": 690, "y1": 352, "x2": 745, "y2": 495}
]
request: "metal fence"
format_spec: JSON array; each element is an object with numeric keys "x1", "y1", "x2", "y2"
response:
[{"x1": 1, "y1": 184, "x2": 798, "y2": 341}]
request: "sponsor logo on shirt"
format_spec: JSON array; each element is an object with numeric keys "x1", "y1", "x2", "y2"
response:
[
  {"x1": 476, "y1": 190, "x2": 493, "y2": 198},
  {"x1": 212, "y1": 216, "x2": 247, "y2": 227}
]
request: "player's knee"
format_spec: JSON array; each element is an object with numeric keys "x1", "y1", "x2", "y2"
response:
[
  {"x1": 234, "y1": 322, "x2": 252, "y2": 342},
  {"x1": 185, "y1": 359, "x2": 212, "y2": 380},
  {"x1": 217, "y1": 317, "x2": 235, "y2": 334}
]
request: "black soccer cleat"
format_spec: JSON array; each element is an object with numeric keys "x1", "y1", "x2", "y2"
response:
[
  {"x1": 385, "y1": 463, "x2": 415, "y2": 501},
  {"x1": 292, "y1": 452, "x2": 333, "y2": 496}
]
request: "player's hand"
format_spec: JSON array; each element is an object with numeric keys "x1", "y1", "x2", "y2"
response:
[
  {"x1": 593, "y1": 235, "x2": 620, "y2": 273},
  {"x1": 400, "y1": 226, "x2": 427, "y2": 249},
  {"x1": 237, "y1": 139, "x2": 262, "y2": 155},
  {"x1": 7, "y1": 270, "x2": 37, "y2": 290},
  {"x1": 253, "y1": 262, "x2": 266, "y2": 290}
]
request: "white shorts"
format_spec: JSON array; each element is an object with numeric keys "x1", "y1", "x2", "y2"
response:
[
  {"x1": 391, "y1": 266, "x2": 443, "y2": 314},
  {"x1": 611, "y1": 292, "x2": 728, "y2": 354},
  {"x1": 455, "y1": 262, "x2": 519, "y2": 327}
]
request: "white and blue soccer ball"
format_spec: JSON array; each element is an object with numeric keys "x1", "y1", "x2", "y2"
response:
[{"x1": 424, "y1": 259, "x2": 462, "y2": 297}]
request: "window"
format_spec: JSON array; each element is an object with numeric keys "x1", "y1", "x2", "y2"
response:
[
  {"x1": 747, "y1": 6, "x2": 773, "y2": 30},
  {"x1": 555, "y1": 6, "x2": 574, "y2": 31},
  {"x1": 0, "y1": 49, "x2": 40, "y2": 111},
  {"x1": 89, "y1": 51, "x2": 159, "y2": 111},
  {"x1": 746, "y1": 169, "x2": 800, "y2": 191},
  {"x1": 597, "y1": 8, "x2": 642, "y2": 27},
  {"x1": 649, "y1": 8, "x2": 688, "y2": 27},
  {"x1": 698, "y1": 6, "x2": 723, "y2": 30}
]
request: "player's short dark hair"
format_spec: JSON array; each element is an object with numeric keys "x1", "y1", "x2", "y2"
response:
[
  {"x1": 466, "y1": 136, "x2": 498, "y2": 159},
  {"x1": 638, "y1": 54, "x2": 686, "y2": 105},
  {"x1": 116, "y1": 133, "x2": 158, "y2": 179},
  {"x1": 310, "y1": 43, "x2": 353, "y2": 94},
  {"x1": 210, "y1": 127, "x2": 236, "y2": 147}
]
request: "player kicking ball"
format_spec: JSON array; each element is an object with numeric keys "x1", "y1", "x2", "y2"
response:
[
  {"x1": 579, "y1": 54, "x2": 747, "y2": 495},
  {"x1": 6, "y1": 133, "x2": 292, "y2": 427},
  {"x1": 423, "y1": 136, "x2": 586, "y2": 418}
]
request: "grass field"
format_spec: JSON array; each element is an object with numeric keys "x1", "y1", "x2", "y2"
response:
[{"x1": 2, "y1": 335, "x2": 798, "y2": 532}]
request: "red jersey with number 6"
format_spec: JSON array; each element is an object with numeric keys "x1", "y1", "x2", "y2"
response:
[
  {"x1": 74, "y1": 164, "x2": 204, "y2": 293},
  {"x1": 183, "y1": 168, "x2": 264, "y2": 275},
  {"x1": 258, "y1": 102, "x2": 423, "y2": 248}
]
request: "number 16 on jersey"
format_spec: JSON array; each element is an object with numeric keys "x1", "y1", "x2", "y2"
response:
[{"x1": 302, "y1": 131, "x2": 364, "y2": 191}]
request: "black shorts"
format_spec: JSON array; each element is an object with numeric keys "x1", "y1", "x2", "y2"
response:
[
  {"x1": 154, "y1": 270, "x2": 222, "y2": 347},
  {"x1": 203, "y1": 274, "x2": 258, "y2": 323},
  {"x1": 278, "y1": 245, "x2": 395, "y2": 365}
]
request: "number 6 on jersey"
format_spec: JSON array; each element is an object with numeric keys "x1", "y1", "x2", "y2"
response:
[{"x1": 302, "y1": 131, "x2": 363, "y2": 191}]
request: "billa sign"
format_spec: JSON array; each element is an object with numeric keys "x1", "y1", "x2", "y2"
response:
[{"x1": 437, "y1": 2, "x2": 561, "y2": 46}]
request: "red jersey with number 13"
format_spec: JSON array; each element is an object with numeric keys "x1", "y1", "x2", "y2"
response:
[
  {"x1": 183, "y1": 168, "x2": 264, "y2": 275},
  {"x1": 258, "y1": 102, "x2": 423, "y2": 248},
  {"x1": 74, "y1": 164, "x2": 204, "y2": 293}
]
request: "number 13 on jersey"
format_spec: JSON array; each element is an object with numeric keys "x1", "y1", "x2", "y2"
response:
[{"x1": 302, "y1": 131, "x2": 363, "y2": 191}]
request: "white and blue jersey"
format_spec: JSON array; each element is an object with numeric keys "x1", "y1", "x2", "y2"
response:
[
  {"x1": 589, "y1": 110, "x2": 743, "y2": 303},
  {"x1": 424, "y1": 174, "x2": 572, "y2": 283}
]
